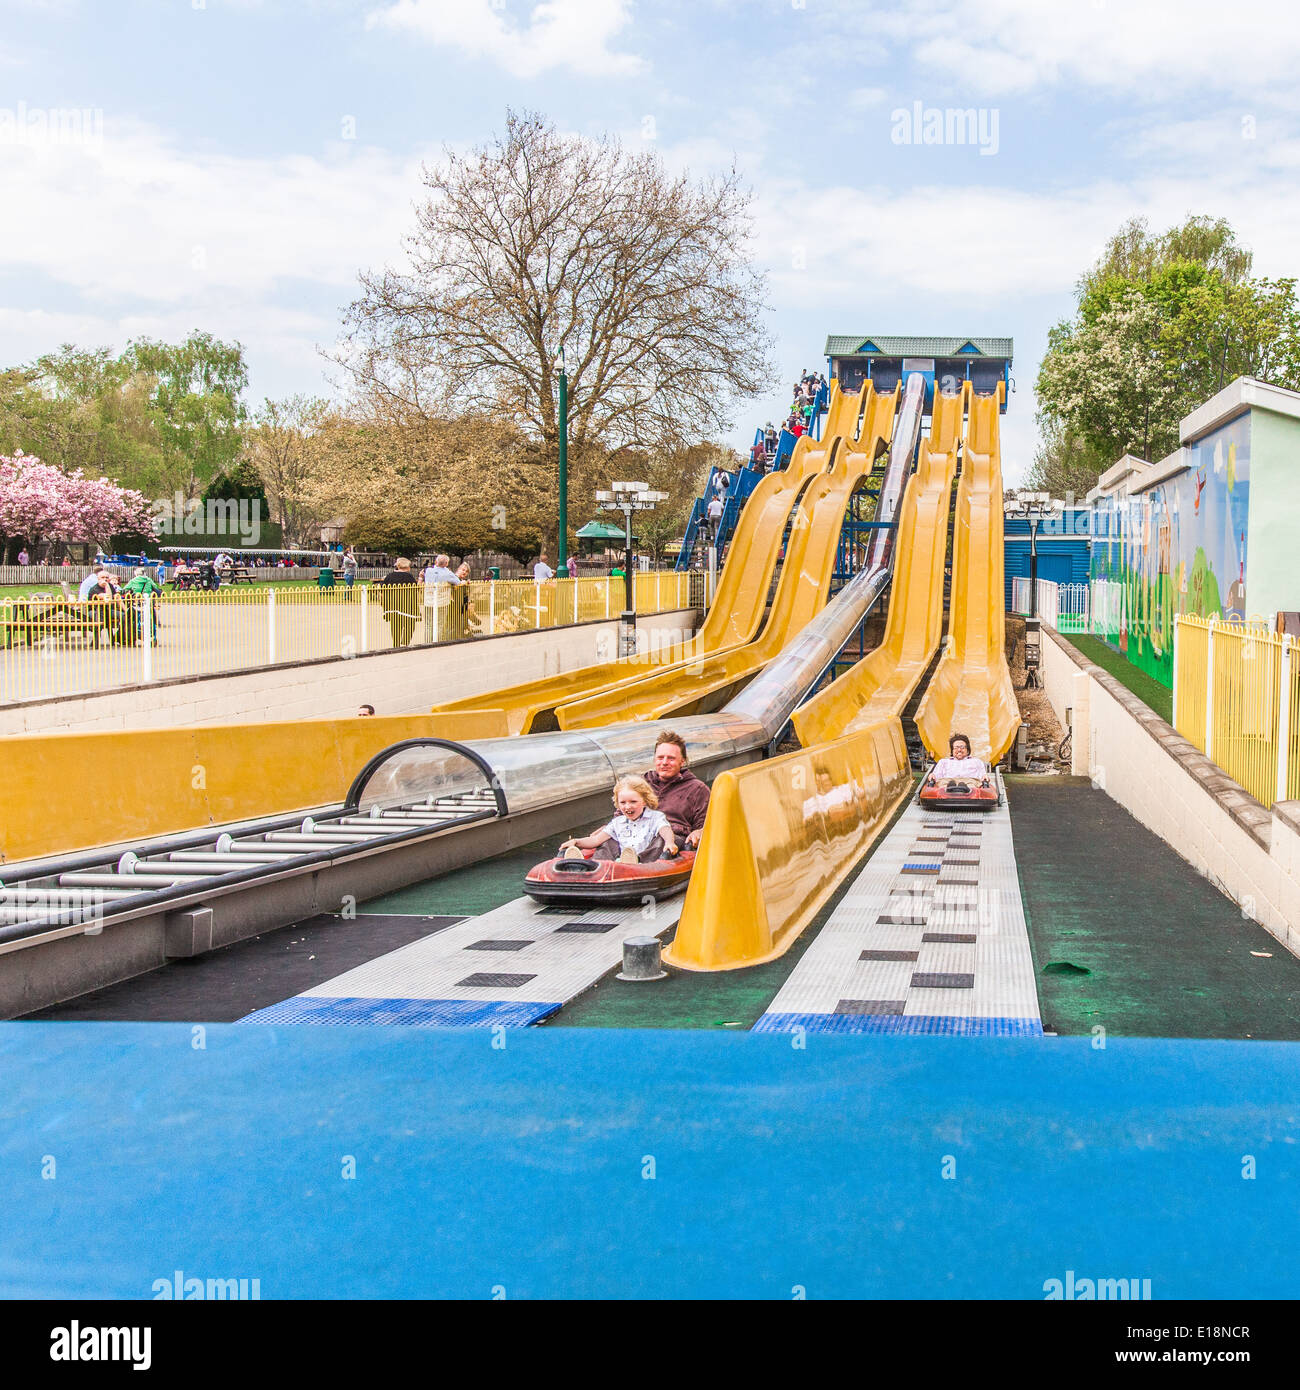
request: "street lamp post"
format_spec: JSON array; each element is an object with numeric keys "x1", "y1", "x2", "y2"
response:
[
  {"x1": 557, "y1": 346, "x2": 568, "y2": 570},
  {"x1": 596, "y1": 481, "x2": 667, "y2": 658}
]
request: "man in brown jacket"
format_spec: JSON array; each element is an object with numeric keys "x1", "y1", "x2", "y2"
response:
[{"x1": 643, "y1": 731, "x2": 711, "y2": 850}]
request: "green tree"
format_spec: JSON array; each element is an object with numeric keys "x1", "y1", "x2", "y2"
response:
[
  {"x1": 126, "y1": 331, "x2": 249, "y2": 494},
  {"x1": 0, "y1": 348, "x2": 166, "y2": 488},
  {"x1": 1039, "y1": 215, "x2": 1300, "y2": 479}
]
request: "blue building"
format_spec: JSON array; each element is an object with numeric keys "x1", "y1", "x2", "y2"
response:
[{"x1": 1003, "y1": 509, "x2": 1091, "y2": 611}]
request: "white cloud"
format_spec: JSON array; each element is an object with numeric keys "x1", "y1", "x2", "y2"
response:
[
  {"x1": 0, "y1": 118, "x2": 430, "y2": 400},
  {"x1": 367, "y1": 0, "x2": 646, "y2": 79},
  {"x1": 845, "y1": 0, "x2": 1300, "y2": 100}
]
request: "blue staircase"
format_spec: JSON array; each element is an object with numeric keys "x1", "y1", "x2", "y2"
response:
[{"x1": 675, "y1": 384, "x2": 828, "y2": 571}]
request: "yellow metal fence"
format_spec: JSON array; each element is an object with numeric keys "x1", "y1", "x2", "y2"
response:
[
  {"x1": 1174, "y1": 614, "x2": 1299, "y2": 806},
  {"x1": 0, "y1": 570, "x2": 702, "y2": 704}
]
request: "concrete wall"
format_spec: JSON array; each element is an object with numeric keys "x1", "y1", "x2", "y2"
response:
[
  {"x1": 1041, "y1": 625, "x2": 1300, "y2": 958},
  {"x1": 0, "y1": 609, "x2": 700, "y2": 737}
]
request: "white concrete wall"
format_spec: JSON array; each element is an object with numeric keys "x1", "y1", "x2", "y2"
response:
[
  {"x1": 1042, "y1": 626, "x2": 1300, "y2": 957},
  {"x1": 0, "y1": 609, "x2": 699, "y2": 736}
]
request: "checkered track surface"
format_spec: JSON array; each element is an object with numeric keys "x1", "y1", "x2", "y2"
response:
[{"x1": 754, "y1": 775, "x2": 1042, "y2": 1034}]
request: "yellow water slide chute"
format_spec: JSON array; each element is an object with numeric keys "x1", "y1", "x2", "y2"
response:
[
  {"x1": 552, "y1": 385, "x2": 899, "y2": 728},
  {"x1": 914, "y1": 383, "x2": 1020, "y2": 765},
  {"x1": 422, "y1": 384, "x2": 870, "y2": 740},
  {"x1": 790, "y1": 384, "x2": 967, "y2": 746}
]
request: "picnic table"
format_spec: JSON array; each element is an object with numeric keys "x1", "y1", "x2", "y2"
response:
[
  {"x1": 0, "y1": 595, "x2": 114, "y2": 649},
  {"x1": 170, "y1": 561, "x2": 256, "y2": 589}
]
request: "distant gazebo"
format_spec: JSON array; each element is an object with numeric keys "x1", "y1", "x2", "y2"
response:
[{"x1": 575, "y1": 520, "x2": 632, "y2": 557}]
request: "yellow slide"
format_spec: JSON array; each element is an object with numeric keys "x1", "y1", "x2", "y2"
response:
[
  {"x1": 790, "y1": 385, "x2": 966, "y2": 746},
  {"x1": 915, "y1": 384, "x2": 1020, "y2": 765},
  {"x1": 553, "y1": 385, "x2": 899, "y2": 728},
  {"x1": 423, "y1": 384, "x2": 869, "y2": 739}
]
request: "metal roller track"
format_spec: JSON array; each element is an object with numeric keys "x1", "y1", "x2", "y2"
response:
[{"x1": 0, "y1": 788, "x2": 503, "y2": 940}]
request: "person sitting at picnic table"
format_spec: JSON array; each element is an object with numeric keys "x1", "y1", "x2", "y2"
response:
[
  {"x1": 116, "y1": 568, "x2": 163, "y2": 645},
  {"x1": 78, "y1": 567, "x2": 110, "y2": 601}
]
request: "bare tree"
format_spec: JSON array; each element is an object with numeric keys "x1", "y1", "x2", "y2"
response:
[
  {"x1": 245, "y1": 395, "x2": 332, "y2": 544},
  {"x1": 334, "y1": 110, "x2": 772, "y2": 460}
]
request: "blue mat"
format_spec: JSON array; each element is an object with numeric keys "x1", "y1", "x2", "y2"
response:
[{"x1": 2, "y1": 1024, "x2": 1296, "y2": 1298}]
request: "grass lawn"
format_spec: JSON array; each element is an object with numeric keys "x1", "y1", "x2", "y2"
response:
[{"x1": 1066, "y1": 632, "x2": 1174, "y2": 724}]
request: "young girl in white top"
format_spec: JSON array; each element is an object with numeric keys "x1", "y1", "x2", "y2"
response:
[{"x1": 560, "y1": 776, "x2": 679, "y2": 864}]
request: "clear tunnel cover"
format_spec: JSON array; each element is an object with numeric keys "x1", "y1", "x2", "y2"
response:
[{"x1": 351, "y1": 742, "x2": 495, "y2": 814}]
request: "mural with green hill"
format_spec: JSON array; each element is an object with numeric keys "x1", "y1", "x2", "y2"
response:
[{"x1": 1091, "y1": 415, "x2": 1249, "y2": 688}]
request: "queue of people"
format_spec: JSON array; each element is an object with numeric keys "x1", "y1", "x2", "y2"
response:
[{"x1": 785, "y1": 367, "x2": 827, "y2": 437}]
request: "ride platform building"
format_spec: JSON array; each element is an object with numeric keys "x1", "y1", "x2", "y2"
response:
[{"x1": 824, "y1": 335, "x2": 1013, "y2": 412}]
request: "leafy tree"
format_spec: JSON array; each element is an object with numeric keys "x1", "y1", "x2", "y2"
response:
[
  {"x1": 0, "y1": 452, "x2": 155, "y2": 561},
  {"x1": 1023, "y1": 416, "x2": 1109, "y2": 500},
  {"x1": 0, "y1": 349, "x2": 166, "y2": 489},
  {"x1": 126, "y1": 331, "x2": 249, "y2": 494},
  {"x1": 1038, "y1": 215, "x2": 1300, "y2": 478}
]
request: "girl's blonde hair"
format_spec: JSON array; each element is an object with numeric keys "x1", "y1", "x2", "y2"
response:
[{"x1": 613, "y1": 775, "x2": 658, "y2": 810}]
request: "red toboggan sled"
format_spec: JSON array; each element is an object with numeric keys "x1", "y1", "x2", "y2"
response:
[
  {"x1": 523, "y1": 849, "x2": 696, "y2": 905},
  {"x1": 917, "y1": 774, "x2": 1000, "y2": 813}
]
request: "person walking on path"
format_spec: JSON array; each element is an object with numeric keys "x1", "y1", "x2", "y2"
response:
[
  {"x1": 379, "y1": 557, "x2": 421, "y2": 647},
  {"x1": 342, "y1": 546, "x2": 358, "y2": 595}
]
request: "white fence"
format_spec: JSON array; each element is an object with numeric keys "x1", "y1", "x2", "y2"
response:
[
  {"x1": 0, "y1": 563, "x2": 393, "y2": 588},
  {"x1": 1, "y1": 571, "x2": 703, "y2": 703},
  {"x1": 1011, "y1": 577, "x2": 1106, "y2": 636}
]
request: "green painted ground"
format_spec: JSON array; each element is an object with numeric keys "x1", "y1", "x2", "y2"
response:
[
  {"x1": 362, "y1": 787, "x2": 918, "y2": 1030},
  {"x1": 1009, "y1": 774, "x2": 1300, "y2": 1039},
  {"x1": 361, "y1": 834, "x2": 563, "y2": 919},
  {"x1": 359, "y1": 774, "x2": 1300, "y2": 1039},
  {"x1": 1066, "y1": 633, "x2": 1173, "y2": 723}
]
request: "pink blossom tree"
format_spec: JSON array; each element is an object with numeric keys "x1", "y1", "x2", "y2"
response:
[{"x1": 0, "y1": 451, "x2": 156, "y2": 562}]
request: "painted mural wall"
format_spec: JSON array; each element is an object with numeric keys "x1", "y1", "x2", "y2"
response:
[{"x1": 1090, "y1": 414, "x2": 1251, "y2": 687}]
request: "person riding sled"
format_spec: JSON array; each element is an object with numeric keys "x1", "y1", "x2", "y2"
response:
[
  {"x1": 559, "y1": 776, "x2": 680, "y2": 865},
  {"x1": 925, "y1": 732, "x2": 989, "y2": 787}
]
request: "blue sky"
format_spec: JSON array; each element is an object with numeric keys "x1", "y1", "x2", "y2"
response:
[{"x1": 2, "y1": 0, "x2": 1299, "y2": 481}]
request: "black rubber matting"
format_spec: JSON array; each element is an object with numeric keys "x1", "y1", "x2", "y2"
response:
[{"x1": 25, "y1": 914, "x2": 464, "y2": 1022}]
